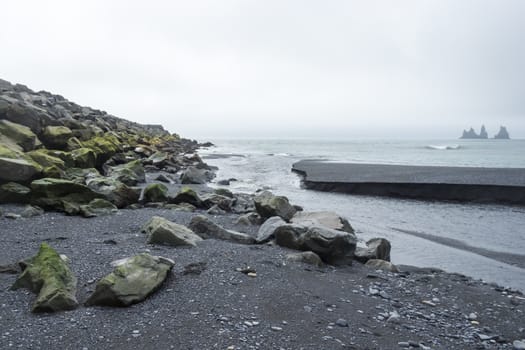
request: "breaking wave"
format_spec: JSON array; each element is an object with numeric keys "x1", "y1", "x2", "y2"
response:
[{"x1": 426, "y1": 144, "x2": 462, "y2": 150}]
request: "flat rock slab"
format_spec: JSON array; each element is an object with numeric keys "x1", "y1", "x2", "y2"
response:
[{"x1": 292, "y1": 161, "x2": 525, "y2": 204}]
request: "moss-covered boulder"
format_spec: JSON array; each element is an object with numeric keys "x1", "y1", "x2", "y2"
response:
[
  {"x1": 83, "y1": 134, "x2": 122, "y2": 165},
  {"x1": 85, "y1": 253, "x2": 174, "y2": 307},
  {"x1": 26, "y1": 150, "x2": 66, "y2": 169},
  {"x1": 0, "y1": 156, "x2": 43, "y2": 182},
  {"x1": 0, "y1": 143, "x2": 22, "y2": 158},
  {"x1": 31, "y1": 178, "x2": 102, "y2": 211},
  {"x1": 0, "y1": 182, "x2": 31, "y2": 203},
  {"x1": 42, "y1": 165, "x2": 65, "y2": 179},
  {"x1": 71, "y1": 148, "x2": 96, "y2": 168},
  {"x1": 142, "y1": 183, "x2": 169, "y2": 203},
  {"x1": 66, "y1": 137, "x2": 83, "y2": 151},
  {"x1": 142, "y1": 216, "x2": 203, "y2": 247},
  {"x1": 39, "y1": 150, "x2": 74, "y2": 168},
  {"x1": 0, "y1": 119, "x2": 42, "y2": 151},
  {"x1": 79, "y1": 198, "x2": 118, "y2": 218},
  {"x1": 85, "y1": 176, "x2": 140, "y2": 208},
  {"x1": 11, "y1": 243, "x2": 78, "y2": 312},
  {"x1": 254, "y1": 191, "x2": 297, "y2": 221},
  {"x1": 40, "y1": 126, "x2": 73, "y2": 149},
  {"x1": 169, "y1": 187, "x2": 204, "y2": 208},
  {"x1": 106, "y1": 159, "x2": 145, "y2": 185}
]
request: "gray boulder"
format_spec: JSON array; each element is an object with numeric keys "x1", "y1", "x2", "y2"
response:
[
  {"x1": 274, "y1": 224, "x2": 357, "y2": 265},
  {"x1": 0, "y1": 157, "x2": 42, "y2": 182},
  {"x1": 189, "y1": 215, "x2": 255, "y2": 244},
  {"x1": 142, "y1": 216, "x2": 202, "y2": 247},
  {"x1": 254, "y1": 191, "x2": 296, "y2": 221},
  {"x1": 180, "y1": 166, "x2": 214, "y2": 184},
  {"x1": 11, "y1": 243, "x2": 78, "y2": 312},
  {"x1": 169, "y1": 187, "x2": 204, "y2": 208},
  {"x1": 0, "y1": 119, "x2": 41, "y2": 151},
  {"x1": 106, "y1": 160, "x2": 145, "y2": 186},
  {"x1": 291, "y1": 211, "x2": 354, "y2": 233},
  {"x1": 85, "y1": 254, "x2": 174, "y2": 307},
  {"x1": 0, "y1": 182, "x2": 31, "y2": 203},
  {"x1": 256, "y1": 216, "x2": 286, "y2": 243},
  {"x1": 142, "y1": 183, "x2": 169, "y2": 203},
  {"x1": 80, "y1": 198, "x2": 118, "y2": 218},
  {"x1": 354, "y1": 238, "x2": 391, "y2": 263},
  {"x1": 21, "y1": 205, "x2": 44, "y2": 218}
]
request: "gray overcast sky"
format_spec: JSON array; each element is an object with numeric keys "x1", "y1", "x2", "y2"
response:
[{"x1": 1, "y1": 0, "x2": 524, "y2": 139}]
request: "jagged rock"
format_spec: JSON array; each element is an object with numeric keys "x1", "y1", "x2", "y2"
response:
[
  {"x1": 494, "y1": 126, "x2": 510, "y2": 139},
  {"x1": 365, "y1": 259, "x2": 399, "y2": 273},
  {"x1": 142, "y1": 216, "x2": 203, "y2": 247},
  {"x1": 106, "y1": 159, "x2": 145, "y2": 186},
  {"x1": 41, "y1": 126, "x2": 73, "y2": 149},
  {"x1": 274, "y1": 224, "x2": 357, "y2": 265},
  {"x1": 0, "y1": 96, "x2": 56, "y2": 134},
  {"x1": 71, "y1": 148, "x2": 96, "y2": 168},
  {"x1": 21, "y1": 205, "x2": 44, "y2": 218},
  {"x1": 202, "y1": 193, "x2": 233, "y2": 211},
  {"x1": 0, "y1": 182, "x2": 31, "y2": 203},
  {"x1": 85, "y1": 253, "x2": 174, "y2": 307},
  {"x1": 0, "y1": 157, "x2": 42, "y2": 182},
  {"x1": 231, "y1": 193, "x2": 256, "y2": 214},
  {"x1": 291, "y1": 211, "x2": 354, "y2": 233},
  {"x1": 146, "y1": 151, "x2": 168, "y2": 166},
  {"x1": 286, "y1": 251, "x2": 323, "y2": 267},
  {"x1": 169, "y1": 187, "x2": 204, "y2": 208},
  {"x1": 0, "y1": 119, "x2": 41, "y2": 151},
  {"x1": 354, "y1": 238, "x2": 392, "y2": 263},
  {"x1": 180, "y1": 166, "x2": 214, "y2": 184},
  {"x1": 189, "y1": 215, "x2": 255, "y2": 244},
  {"x1": 256, "y1": 216, "x2": 286, "y2": 243},
  {"x1": 11, "y1": 243, "x2": 78, "y2": 312},
  {"x1": 142, "y1": 183, "x2": 169, "y2": 203},
  {"x1": 254, "y1": 191, "x2": 296, "y2": 221},
  {"x1": 460, "y1": 125, "x2": 489, "y2": 139},
  {"x1": 85, "y1": 176, "x2": 140, "y2": 208},
  {"x1": 80, "y1": 198, "x2": 118, "y2": 218}
]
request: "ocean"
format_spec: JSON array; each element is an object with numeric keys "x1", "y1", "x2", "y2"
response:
[{"x1": 198, "y1": 139, "x2": 525, "y2": 291}]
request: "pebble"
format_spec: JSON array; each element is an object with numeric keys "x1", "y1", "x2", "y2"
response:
[
  {"x1": 271, "y1": 326, "x2": 283, "y2": 331},
  {"x1": 514, "y1": 340, "x2": 525, "y2": 350},
  {"x1": 468, "y1": 312, "x2": 478, "y2": 321},
  {"x1": 335, "y1": 319, "x2": 348, "y2": 327}
]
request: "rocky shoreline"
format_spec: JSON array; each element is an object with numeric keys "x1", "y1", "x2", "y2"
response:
[{"x1": 1, "y1": 80, "x2": 524, "y2": 349}]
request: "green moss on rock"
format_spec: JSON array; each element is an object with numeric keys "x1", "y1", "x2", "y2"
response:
[
  {"x1": 143, "y1": 183, "x2": 169, "y2": 203},
  {"x1": 0, "y1": 119, "x2": 41, "y2": 151}
]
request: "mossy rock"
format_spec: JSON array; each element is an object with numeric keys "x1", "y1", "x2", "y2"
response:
[
  {"x1": 0, "y1": 143, "x2": 22, "y2": 159},
  {"x1": 26, "y1": 150, "x2": 66, "y2": 169},
  {"x1": 169, "y1": 187, "x2": 204, "y2": 208},
  {"x1": 43, "y1": 165, "x2": 65, "y2": 179},
  {"x1": 0, "y1": 182, "x2": 31, "y2": 203},
  {"x1": 39, "y1": 150, "x2": 75, "y2": 168},
  {"x1": 83, "y1": 133, "x2": 122, "y2": 165},
  {"x1": 40, "y1": 126, "x2": 73, "y2": 149},
  {"x1": 143, "y1": 183, "x2": 169, "y2": 203},
  {"x1": 31, "y1": 178, "x2": 102, "y2": 211},
  {"x1": 0, "y1": 156, "x2": 43, "y2": 182},
  {"x1": 0, "y1": 119, "x2": 42, "y2": 152},
  {"x1": 85, "y1": 176, "x2": 140, "y2": 208},
  {"x1": 85, "y1": 253, "x2": 174, "y2": 307},
  {"x1": 214, "y1": 188, "x2": 234, "y2": 198},
  {"x1": 64, "y1": 167, "x2": 100, "y2": 183},
  {"x1": 71, "y1": 148, "x2": 96, "y2": 168},
  {"x1": 11, "y1": 243, "x2": 78, "y2": 312},
  {"x1": 66, "y1": 137, "x2": 83, "y2": 151},
  {"x1": 80, "y1": 198, "x2": 118, "y2": 218},
  {"x1": 106, "y1": 159, "x2": 145, "y2": 185}
]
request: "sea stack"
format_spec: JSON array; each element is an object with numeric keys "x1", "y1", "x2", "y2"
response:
[
  {"x1": 494, "y1": 126, "x2": 510, "y2": 139},
  {"x1": 460, "y1": 125, "x2": 488, "y2": 139}
]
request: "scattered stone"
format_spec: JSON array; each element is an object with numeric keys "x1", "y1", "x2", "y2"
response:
[
  {"x1": 513, "y1": 340, "x2": 525, "y2": 350},
  {"x1": 256, "y1": 216, "x2": 286, "y2": 243},
  {"x1": 85, "y1": 254, "x2": 174, "y2": 307},
  {"x1": 142, "y1": 216, "x2": 203, "y2": 247},
  {"x1": 285, "y1": 251, "x2": 323, "y2": 267},
  {"x1": 365, "y1": 259, "x2": 399, "y2": 273},
  {"x1": 254, "y1": 191, "x2": 296, "y2": 221},
  {"x1": 189, "y1": 215, "x2": 255, "y2": 244},
  {"x1": 11, "y1": 243, "x2": 78, "y2": 312},
  {"x1": 335, "y1": 318, "x2": 348, "y2": 327}
]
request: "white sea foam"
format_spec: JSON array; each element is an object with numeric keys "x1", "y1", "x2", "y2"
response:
[{"x1": 426, "y1": 144, "x2": 461, "y2": 150}]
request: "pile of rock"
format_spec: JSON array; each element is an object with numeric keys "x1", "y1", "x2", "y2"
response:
[{"x1": 0, "y1": 78, "x2": 210, "y2": 216}]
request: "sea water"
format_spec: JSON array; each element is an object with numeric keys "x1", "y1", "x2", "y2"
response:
[{"x1": 199, "y1": 139, "x2": 525, "y2": 291}]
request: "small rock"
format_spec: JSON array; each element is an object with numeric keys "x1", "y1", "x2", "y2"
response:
[
  {"x1": 335, "y1": 318, "x2": 348, "y2": 327},
  {"x1": 468, "y1": 312, "x2": 478, "y2": 321},
  {"x1": 513, "y1": 340, "x2": 525, "y2": 350},
  {"x1": 4, "y1": 213, "x2": 21, "y2": 219}
]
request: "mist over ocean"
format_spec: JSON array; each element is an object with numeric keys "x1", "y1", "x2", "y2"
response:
[{"x1": 200, "y1": 138, "x2": 525, "y2": 291}]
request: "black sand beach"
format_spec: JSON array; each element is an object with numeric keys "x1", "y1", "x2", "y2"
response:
[{"x1": 292, "y1": 161, "x2": 525, "y2": 204}]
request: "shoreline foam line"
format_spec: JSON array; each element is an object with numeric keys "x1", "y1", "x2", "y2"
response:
[{"x1": 292, "y1": 161, "x2": 525, "y2": 205}]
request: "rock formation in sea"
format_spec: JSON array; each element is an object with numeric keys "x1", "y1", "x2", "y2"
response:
[
  {"x1": 460, "y1": 125, "x2": 488, "y2": 139},
  {"x1": 494, "y1": 126, "x2": 510, "y2": 139}
]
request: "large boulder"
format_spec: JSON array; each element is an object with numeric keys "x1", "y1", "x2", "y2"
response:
[
  {"x1": 79, "y1": 198, "x2": 118, "y2": 218},
  {"x1": 169, "y1": 187, "x2": 204, "y2": 208},
  {"x1": 0, "y1": 157, "x2": 42, "y2": 182},
  {"x1": 0, "y1": 182, "x2": 31, "y2": 203},
  {"x1": 202, "y1": 193, "x2": 233, "y2": 211},
  {"x1": 188, "y1": 215, "x2": 255, "y2": 244},
  {"x1": 254, "y1": 191, "x2": 296, "y2": 221},
  {"x1": 31, "y1": 178, "x2": 102, "y2": 211},
  {"x1": 286, "y1": 251, "x2": 323, "y2": 267},
  {"x1": 256, "y1": 216, "x2": 286, "y2": 243},
  {"x1": 0, "y1": 119, "x2": 41, "y2": 151},
  {"x1": 40, "y1": 126, "x2": 73, "y2": 149},
  {"x1": 0, "y1": 97, "x2": 56, "y2": 134},
  {"x1": 142, "y1": 183, "x2": 169, "y2": 203},
  {"x1": 82, "y1": 134, "x2": 122, "y2": 165},
  {"x1": 85, "y1": 253, "x2": 174, "y2": 307},
  {"x1": 11, "y1": 243, "x2": 78, "y2": 312},
  {"x1": 354, "y1": 238, "x2": 392, "y2": 263},
  {"x1": 85, "y1": 176, "x2": 140, "y2": 208},
  {"x1": 26, "y1": 150, "x2": 65, "y2": 169},
  {"x1": 180, "y1": 166, "x2": 214, "y2": 184},
  {"x1": 291, "y1": 211, "x2": 354, "y2": 233},
  {"x1": 274, "y1": 224, "x2": 357, "y2": 265},
  {"x1": 142, "y1": 216, "x2": 203, "y2": 247},
  {"x1": 106, "y1": 159, "x2": 145, "y2": 186}
]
